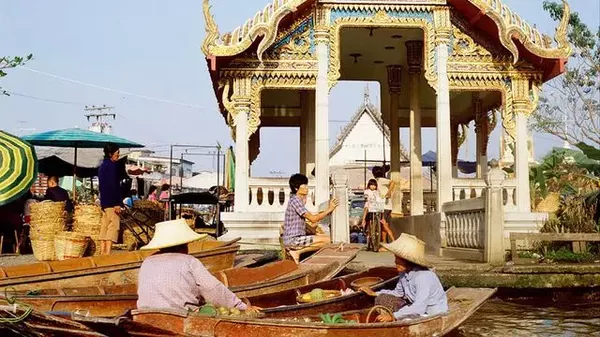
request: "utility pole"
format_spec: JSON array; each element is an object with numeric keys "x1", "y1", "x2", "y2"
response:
[{"x1": 84, "y1": 105, "x2": 116, "y2": 134}]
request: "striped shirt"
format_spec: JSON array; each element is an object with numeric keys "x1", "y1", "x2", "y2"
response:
[
  {"x1": 283, "y1": 195, "x2": 308, "y2": 246},
  {"x1": 137, "y1": 253, "x2": 247, "y2": 311}
]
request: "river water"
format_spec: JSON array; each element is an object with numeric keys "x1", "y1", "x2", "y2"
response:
[{"x1": 457, "y1": 297, "x2": 600, "y2": 336}]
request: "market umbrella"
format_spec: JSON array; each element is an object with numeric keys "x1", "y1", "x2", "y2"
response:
[
  {"x1": 224, "y1": 146, "x2": 235, "y2": 191},
  {"x1": 0, "y1": 130, "x2": 38, "y2": 206},
  {"x1": 22, "y1": 128, "x2": 144, "y2": 198}
]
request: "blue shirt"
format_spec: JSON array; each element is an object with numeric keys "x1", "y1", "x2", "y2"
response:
[
  {"x1": 98, "y1": 158, "x2": 122, "y2": 209},
  {"x1": 378, "y1": 268, "x2": 448, "y2": 319}
]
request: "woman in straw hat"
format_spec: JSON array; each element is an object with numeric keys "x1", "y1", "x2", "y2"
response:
[
  {"x1": 137, "y1": 219, "x2": 260, "y2": 313},
  {"x1": 362, "y1": 234, "x2": 447, "y2": 322}
]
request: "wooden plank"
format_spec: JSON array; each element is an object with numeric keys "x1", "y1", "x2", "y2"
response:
[{"x1": 510, "y1": 233, "x2": 600, "y2": 242}]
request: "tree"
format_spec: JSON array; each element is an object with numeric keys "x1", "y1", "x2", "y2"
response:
[
  {"x1": 0, "y1": 54, "x2": 33, "y2": 96},
  {"x1": 531, "y1": 1, "x2": 600, "y2": 147}
]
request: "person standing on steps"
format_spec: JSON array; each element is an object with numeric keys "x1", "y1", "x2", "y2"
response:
[{"x1": 98, "y1": 143, "x2": 122, "y2": 256}]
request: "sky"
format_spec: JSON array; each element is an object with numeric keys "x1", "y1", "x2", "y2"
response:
[{"x1": 1, "y1": 0, "x2": 599, "y2": 177}]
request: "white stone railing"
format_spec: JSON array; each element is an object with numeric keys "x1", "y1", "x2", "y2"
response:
[
  {"x1": 442, "y1": 161, "x2": 507, "y2": 264},
  {"x1": 452, "y1": 177, "x2": 518, "y2": 212},
  {"x1": 443, "y1": 198, "x2": 486, "y2": 250},
  {"x1": 246, "y1": 177, "x2": 315, "y2": 212}
]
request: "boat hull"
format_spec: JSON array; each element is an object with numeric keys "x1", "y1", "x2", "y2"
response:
[{"x1": 0, "y1": 239, "x2": 239, "y2": 291}]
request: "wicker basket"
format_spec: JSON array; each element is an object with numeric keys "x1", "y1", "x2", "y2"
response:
[
  {"x1": 30, "y1": 201, "x2": 66, "y2": 233},
  {"x1": 73, "y1": 204, "x2": 102, "y2": 235},
  {"x1": 296, "y1": 290, "x2": 342, "y2": 303},
  {"x1": 54, "y1": 231, "x2": 89, "y2": 260},
  {"x1": 350, "y1": 277, "x2": 384, "y2": 291},
  {"x1": 31, "y1": 231, "x2": 56, "y2": 261}
]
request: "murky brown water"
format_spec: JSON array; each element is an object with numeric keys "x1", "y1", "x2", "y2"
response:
[{"x1": 457, "y1": 298, "x2": 600, "y2": 336}]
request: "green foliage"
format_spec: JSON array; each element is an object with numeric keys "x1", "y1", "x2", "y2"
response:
[
  {"x1": 319, "y1": 313, "x2": 355, "y2": 324},
  {"x1": 532, "y1": 2, "x2": 600, "y2": 147},
  {"x1": 0, "y1": 54, "x2": 33, "y2": 96},
  {"x1": 544, "y1": 247, "x2": 595, "y2": 263}
]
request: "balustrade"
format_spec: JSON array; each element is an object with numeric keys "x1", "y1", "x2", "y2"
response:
[
  {"x1": 452, "y1": 178, "x2": 518, "y2": 212},
  {"x1": 244, "y1": 178, "x2": 315, "y2": 212},
  {"x1": 443, "y1": 198, "x2": 485, "y2": 250}
]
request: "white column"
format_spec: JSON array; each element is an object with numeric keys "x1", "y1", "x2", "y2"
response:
[
  {"x1": 331, "y1": 172, "x2": 349, "y2": 243},
  {"x1": 407, "y1": 41, "x2": 424, "y2": 216},
  {"x1": 234, "y1": 108, "x2": 250, "y2": 212},
  {"x1": 387, "y1": 65, "x2": 403, "y2": 216},
  {"x1": 305, "y1": 91, "x2": 316, "y2": 176},
  {"x1": 314, "y1": 32, "x2": 330, "y2": 207},
  {"x1": 515, "y1": 112, "x2": 531, "y2": 212},
  {"x1": 474, "y1": 96, "x2": 488, "y2": 178},
  {"x1": 435, "y1": 42, "x2": 453, "y2": 210},
  {"x1": 300, "y1": 92, "x2": 307, "y2": 175}
]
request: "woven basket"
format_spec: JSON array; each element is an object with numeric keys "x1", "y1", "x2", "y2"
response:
[
  {"x1": 54, "y1": 231, "x2": 89, "y2": 260},
  {"x1": 84, "y1": 235, "x2": 101, "y2": 256},
  {"x1": 30, "y1": 201, "x2": 66, "y2": 233},
  {"x1": 31, "y1": 231, "x2": 56, "y2": 261},
  {"x1": 74, "y1": 204, "x2": 102, "y2": 235}
]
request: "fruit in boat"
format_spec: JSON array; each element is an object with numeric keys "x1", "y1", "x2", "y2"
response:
[
  {"x1": 310, "y1": 288, "x2": 324, "y2": 301},
  {"x1": 218, "y1": 306, "x2": 230, "y2": 316},
  {"x1": 198, "y1": 304, "x2": 216, "y2": 315},
  {"x1": 301, "y1": 294, "x2": 312, "y2": 301},
  {"x1": 230, "y1": 308, "x2": 241, "y2": 316}
]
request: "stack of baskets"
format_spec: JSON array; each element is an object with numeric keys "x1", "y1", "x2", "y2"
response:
[
  {"x1": 29, "y1": 201, "x2": 67, "y2": 261},
  {"x1": 73, "y1": 204, "x2": 103, "y2": 256}
]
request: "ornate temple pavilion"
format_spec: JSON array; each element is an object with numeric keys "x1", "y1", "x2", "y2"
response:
[{"x1": 201, "y1": 0, "x2": 571, "y2": 249}]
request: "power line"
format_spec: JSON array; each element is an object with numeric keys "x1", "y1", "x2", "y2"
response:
[
  {"x1": 5, "y1": 91, "x2": 86, "y2": 106},
  {"x1": 17, "y1": 66, "x2": 205, "y2": 109}
]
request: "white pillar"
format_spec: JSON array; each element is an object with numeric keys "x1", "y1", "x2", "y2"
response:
[
  {"x1": 407, "y1": 41, "x2": 424, "y2": 216},
  {"x1": 331, "y1": 172, "x2": 349, "y2": 243},
  {"x1": 300, "y1": 92, "x2": 307, "y2": 175},
  {"x1": 387, "y1": 65, "x2": 403, "y2": 216},
  {"x1": 515, "y1": 112, "x2": 531, "y2": 212},
  {"x1": 474, "y1": 96, "x2": 488, "y2": 178},
  {"x1": 314, "y1": 33, "x2": 330, "y2": 206},
  {"x1": 234, "y1": 108, "x2": 249, "y2": 212},
  {"x1": 435, "y1": 42, "x2": 453, "y2": 211}
]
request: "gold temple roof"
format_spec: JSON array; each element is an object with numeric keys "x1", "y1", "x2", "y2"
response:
[{"x1": 202, "y1": 0, "x2": 571, "y2": 67}]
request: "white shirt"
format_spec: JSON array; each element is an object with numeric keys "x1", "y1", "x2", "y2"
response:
[
  {"x1": 364, "y1": 190, "x2": 384, "y2": 212},
  {"x1": 376, "y1": 177, "x2": 392, "y2": 211}
]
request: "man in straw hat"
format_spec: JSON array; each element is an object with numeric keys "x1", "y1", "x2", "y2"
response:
[
  {"x1": 362, "y1": 234, "x2": 448, "y2": 322},
  {"x1": 137, "y1": 219, "x2": 260, "y2": 313}
]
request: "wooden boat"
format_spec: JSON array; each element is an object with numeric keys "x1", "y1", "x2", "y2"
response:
[
  {"x1": 74, "y1": 287, "x2": 497, "y2": 337},
  {"x1": 0, "y1": 301, "x2": 109, "y2": 337},
  {"x1": 11, "y1": 266, "x2": 396, "y2": 318},
  {"x1": 10, "y1": 244, "x2": 365, "y2": 317},
  {"x1": 0, "y1": 238, "x2": 240, "y2": 291}
]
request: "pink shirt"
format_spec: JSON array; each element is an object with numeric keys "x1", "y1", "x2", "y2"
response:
[
  {"x1": 148, "y1": 193, "x2": 157, "y2": 201},
  {"x1": 137, "y1": 253, "x2": 247, "y2": 311}
]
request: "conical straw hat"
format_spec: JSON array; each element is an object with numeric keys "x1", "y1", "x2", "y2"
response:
[
  {"x1": 141, "y1": 219, "x2": 207, "y2": 250},
  {"x1": 382, "y1": 233, "x2": 432, "y2": 268}
]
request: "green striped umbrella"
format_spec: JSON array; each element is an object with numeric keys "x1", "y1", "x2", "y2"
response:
[{"x1": 0, "y1": 130, "x2": 38, "y2": 206}]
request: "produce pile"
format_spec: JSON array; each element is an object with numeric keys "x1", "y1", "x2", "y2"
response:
[
  {"x1": 196, "y1": 303, "x2": 258, "y2": 317},
  {"x1": 297, "y1": 288, "x2": 341, "y2": 303}
]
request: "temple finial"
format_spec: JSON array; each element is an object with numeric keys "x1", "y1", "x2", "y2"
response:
[
  {"x1": 201, "y1": 0, "x2": 220, "y2": 56},
  {"x1": 364, "y1": 84, "x2": 371, "y2": 104}
]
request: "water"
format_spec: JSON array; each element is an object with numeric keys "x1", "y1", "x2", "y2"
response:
[{"x1": 457, "y1": 298, "x2": 600, "y2": 336}]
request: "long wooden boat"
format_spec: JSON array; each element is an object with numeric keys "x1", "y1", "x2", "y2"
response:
[
  {"x1": 9, "y1": 244, "x2": 365, "y2": 317},
  {"x1": 0, "y1": 302, "x2": 109, "y2": 337},
  {"x1": 74, "y1": 287, "x2": 496, "y2": 337},
  {"x1": 0, "y1": 238, "x2": 241, "y2": 291}
]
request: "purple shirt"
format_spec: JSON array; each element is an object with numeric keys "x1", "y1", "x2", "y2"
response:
[
  {"x1": 137, "y1": 253, "x2": 247, "y2": 311},
  {"x1": 283, "y1": 195, "x2": 308, "y2": 246}
]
